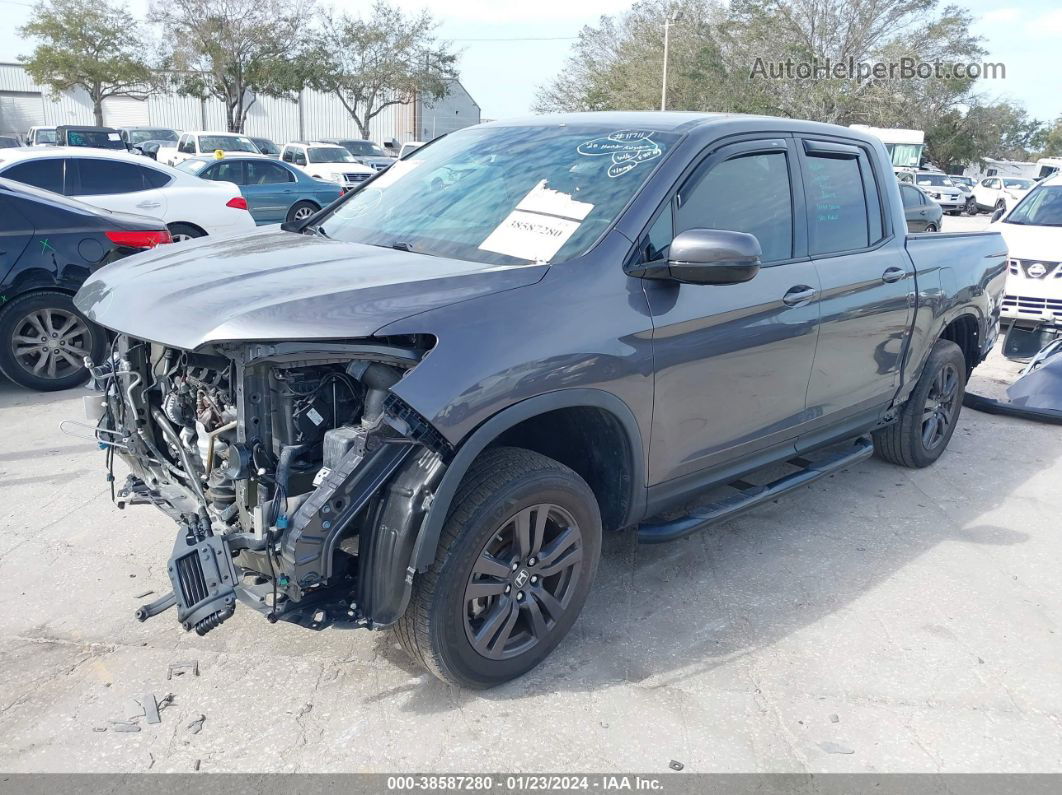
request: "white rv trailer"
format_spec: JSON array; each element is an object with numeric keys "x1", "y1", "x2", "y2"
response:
[{"x1": 849, "y1": 125, "x2": 925, "y2": 179}]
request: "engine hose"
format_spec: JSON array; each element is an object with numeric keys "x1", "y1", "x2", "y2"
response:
[
  {"x1": 963, "y1": 392, "x2": 1062, "y2": 425},
  {"x1": 194, "y1": 607, "x2": 234, "y2": 636},
  {"x1": 268, "y1": 444, "x2": 309, "y2": 527},
  {"x1": 151, "y1": 408, "x2": 209, "y2": 505}
]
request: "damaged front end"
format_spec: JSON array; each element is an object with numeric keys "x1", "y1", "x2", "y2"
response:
[{"x1": 85, "y1": 335, "x2": 448, "y2": 636}]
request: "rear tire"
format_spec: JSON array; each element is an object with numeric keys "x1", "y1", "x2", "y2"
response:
[
  {"x1": 0, "y1": 291, "x2": 104, "y2": 391},
  {"x1": 285, "y1": 201, "x2": 319, "y2": 225},
  {"x1": 167, "y1": 223, "x2": 205, "y2": 242},
  {"x1": 394, "y1": 447, "x2": 601, "y2": 688},
  {"x1": 873, "y1": 339, "x2": 966, "y2": 468},
  {"x1": 925, "y1": 223, "x2": 938, "y2": 232}
]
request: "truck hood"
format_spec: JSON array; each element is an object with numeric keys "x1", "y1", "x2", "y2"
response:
[{"x1": 74, "y1": 229, "x2": 546, "y2": 350}]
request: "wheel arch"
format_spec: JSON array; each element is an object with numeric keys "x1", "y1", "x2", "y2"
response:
[
  {"x1": 166, "y1": 221, "x2": 207, "y2": 238},
  {"x1": 409, "y1": 389, "x2": 647, "y2": 573}
]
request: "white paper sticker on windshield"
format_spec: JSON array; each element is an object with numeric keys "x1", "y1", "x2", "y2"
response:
[
  {"x1": 577, "y1": 130, "x2": 662, "y2": 177},
  {"x1": 108, "y1": 132, "x2": 120, "y2": 141},
  {"x1": 370, "y1": 158, "x2": 422, "y2": 189},
  {"x1": 478, "y1": 210, "x2": 581, "y2": 263},
  {"x1": 516, "y1": 179, "x2": 594, "y2": 220}
]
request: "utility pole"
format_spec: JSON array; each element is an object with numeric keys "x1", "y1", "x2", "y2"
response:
[{"x1": 661, "y1": 10, "x2": 683, "y2": 111}]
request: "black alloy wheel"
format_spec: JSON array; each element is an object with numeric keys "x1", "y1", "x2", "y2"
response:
[
  {"x1": 394, "y1": 447, "x2": 601, "y2": 688},
  {"x1": 463, "y1": 503, "x2": 584, "y2": 660},
  {"x1": 921, "y1": 361, "x2": 960, "y2": 451}
]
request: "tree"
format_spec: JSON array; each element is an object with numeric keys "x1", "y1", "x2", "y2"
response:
[
  {"x1": 303, "y1": 1, "x2": 456, "y2": 139},
  {"x1": 1041, "y1": 117, "x2": 1062, "y2": 159},
  {"x1": 152, "y1": 0, "x2": 310, "y2": 133},
  {"x1": 19, "y1": 0, "x2": 156, "y2": 127},
  {"x1": 536, "y1": 0, "x2": 985, "y2": 125}
]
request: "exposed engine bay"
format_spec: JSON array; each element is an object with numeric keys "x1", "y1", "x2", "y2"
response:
[{"x1": 84, "y1": 335, "x2": 448, "y2": 636}]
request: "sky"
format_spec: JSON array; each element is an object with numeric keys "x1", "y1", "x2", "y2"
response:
[{"x1": 0, "y1": 0, "x2": 1058, "y2": 124}]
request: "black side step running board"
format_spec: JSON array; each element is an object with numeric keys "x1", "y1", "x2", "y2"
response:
[{"x1": 637, "y1": 437, "x2": 874, "y2": 544}]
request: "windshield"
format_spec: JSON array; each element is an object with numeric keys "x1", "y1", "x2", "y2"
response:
[
  {"x1": 916, "y1": 174, "x2": 954, "y2": 187},
  {"x1": 200, "y1": 135, "x2": 258, "y2": 153},
  {"x1": 887, "y1": 143, "x2": 923, "y2": 168},
  {"x1": 308, "y1": 146, "x2": 356, "y2": 163},
  {"x1": 1004, "y1": 179, "x2": 1032, "y2": 190},
  {"x1": 129, "y1": 129, "x2": 177, "y2": 144},
  {"x1": 0, "y1": 137, "x2": 19, "y2": 148},
  {"x1": 1005, "y1": 186, "x2": 1062, "y2": 226},
  {"x1": 65, "y1": 129, "x2": 124, "y2": 149},
  {"x1": 951, "y1": 176, "x2": 973, "y2": 186},
  {"x1": 317, "y1": 125, "x2": 678, "y2": 265},
  {"x1": 176, "y1": 159, "x2": 209, "y2": 175},
  {"x1": 342, "y1": 141, "x2": 386, "y2": 157},
  {"x1": 35, "y1": 129, "x2": 56, "y2": 144},
  {"x1": 252, "y1": 138, "x2": 279, "y2": 155}
]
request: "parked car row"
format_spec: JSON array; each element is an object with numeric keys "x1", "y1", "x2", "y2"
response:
[{"x1": 7, "y1": 125, "x2": 412, "y2": 169}]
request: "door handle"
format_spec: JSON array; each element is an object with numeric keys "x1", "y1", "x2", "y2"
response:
[
  {"x1": 136, "y1": 201, "x2": 161, "y2": 209},
  {"x1": 881, "y1": 267, "x2": 906, "y2": 283},
  {"x1": 782, "y1": 285, "x2": 817, "y2": 306}
]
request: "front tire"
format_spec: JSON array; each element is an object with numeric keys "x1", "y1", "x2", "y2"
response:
[
  {"x1": 873, "y1": 339, "x2": 966, "y2": 468},
  {"x1": 0, "y1": 291, "x2": 105, "y2": 391},
  {"x1": 394, "y1": 447, "x2": 602, "y2": 688},
  {"x1": 925, "y1": 223, "x2": 938, "y2": 232}
]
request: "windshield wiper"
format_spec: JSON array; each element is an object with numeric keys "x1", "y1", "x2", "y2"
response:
[{"x1": 390, "y1": 241, "x2": 414, "y2": 252}]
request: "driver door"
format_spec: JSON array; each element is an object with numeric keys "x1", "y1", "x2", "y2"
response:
[{"x1": 641, "y1": 137, "x2": 821, "y2": 486}]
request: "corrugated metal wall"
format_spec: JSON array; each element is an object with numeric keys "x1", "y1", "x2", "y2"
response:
[{"x1": 0, "y1": 64, "x2": 478, "y2": 145}]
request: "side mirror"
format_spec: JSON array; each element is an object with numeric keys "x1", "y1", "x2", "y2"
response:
[
  {"x1": 630, "y1": 229, "x2": 762, "y2": 285},
  {"x1": 991, "y1": 207, "x2": 1005, "y2": 223}
]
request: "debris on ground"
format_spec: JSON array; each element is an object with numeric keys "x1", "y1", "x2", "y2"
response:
[
  {"x1": 669, "y1": 760, "x2": 684, "y2": 771},
  {"x1": 143, "y1": 694, "x2": 161, "y2": 725},
  {"x1": 109, "y1": 720, "x2": 141, "y2": 733},
  {"x1": 193, "y1": 759, "x2": 201, "y2": 771},
  {"x1": 168, "y1": 660, "x2": 200, "y2": 680},
  {"x1": 819, "y1": 741, "x2": 855, "y2": 755},
  {"x1": 829, "y1": 714, "x2": 840, "y2": 724},
  {"x1": 133, "y1": 590, "x2": 154, "y2": 599},
  {"x1": 187, "y1": 714, "x2": 206, "y2": 735}
]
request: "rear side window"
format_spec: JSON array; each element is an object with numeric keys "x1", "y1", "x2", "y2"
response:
[
  {"x1": 247, "y1": 161, "x2": 294, "y2": 184},
  {"x1": 804, "y1": 151, "x2": 880, "y2": 255},
  {"x1": 676, "y1": 151, "x2": 793, "y2": 263},
  {"x1": 75, "y1": 159, "x2": 147, "y2": 195},
  {"x1": 900, "y1": 184, "x2": 922, "y2": 208},
  {"x1": 141, "y1": 167, "x2": 171, "y2": 188},
  {"x1": 4, "y1": 159, "x2": 63, "y2": 193}
]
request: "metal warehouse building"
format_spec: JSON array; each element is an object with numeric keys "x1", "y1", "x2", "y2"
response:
[{"x1": 0, "y1": 63, "x2": 481, "y2": 144}]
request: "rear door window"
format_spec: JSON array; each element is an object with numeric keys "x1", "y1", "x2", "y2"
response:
[
  {"x1": 900, "y1": 184, "x2": 921, "y2": 208},
  {"x1": 801, "y1": 143, "x2": 882, "y2": 255},
  {"x1": 73, "y1": 159, "x2": 148, "y2": 195},
  {"x1": 3, "y1": 159, "x2": 64, "y2": 193}
]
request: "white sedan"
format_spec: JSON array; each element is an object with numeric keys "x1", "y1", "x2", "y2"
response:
[{"x1": 0, "y1": 147, "x2": 256, "y2": 241}]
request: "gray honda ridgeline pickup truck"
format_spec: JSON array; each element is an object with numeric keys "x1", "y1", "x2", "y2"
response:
[{"x1": 75, "y1": 112, "x2": 1006, "y2": 687}]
